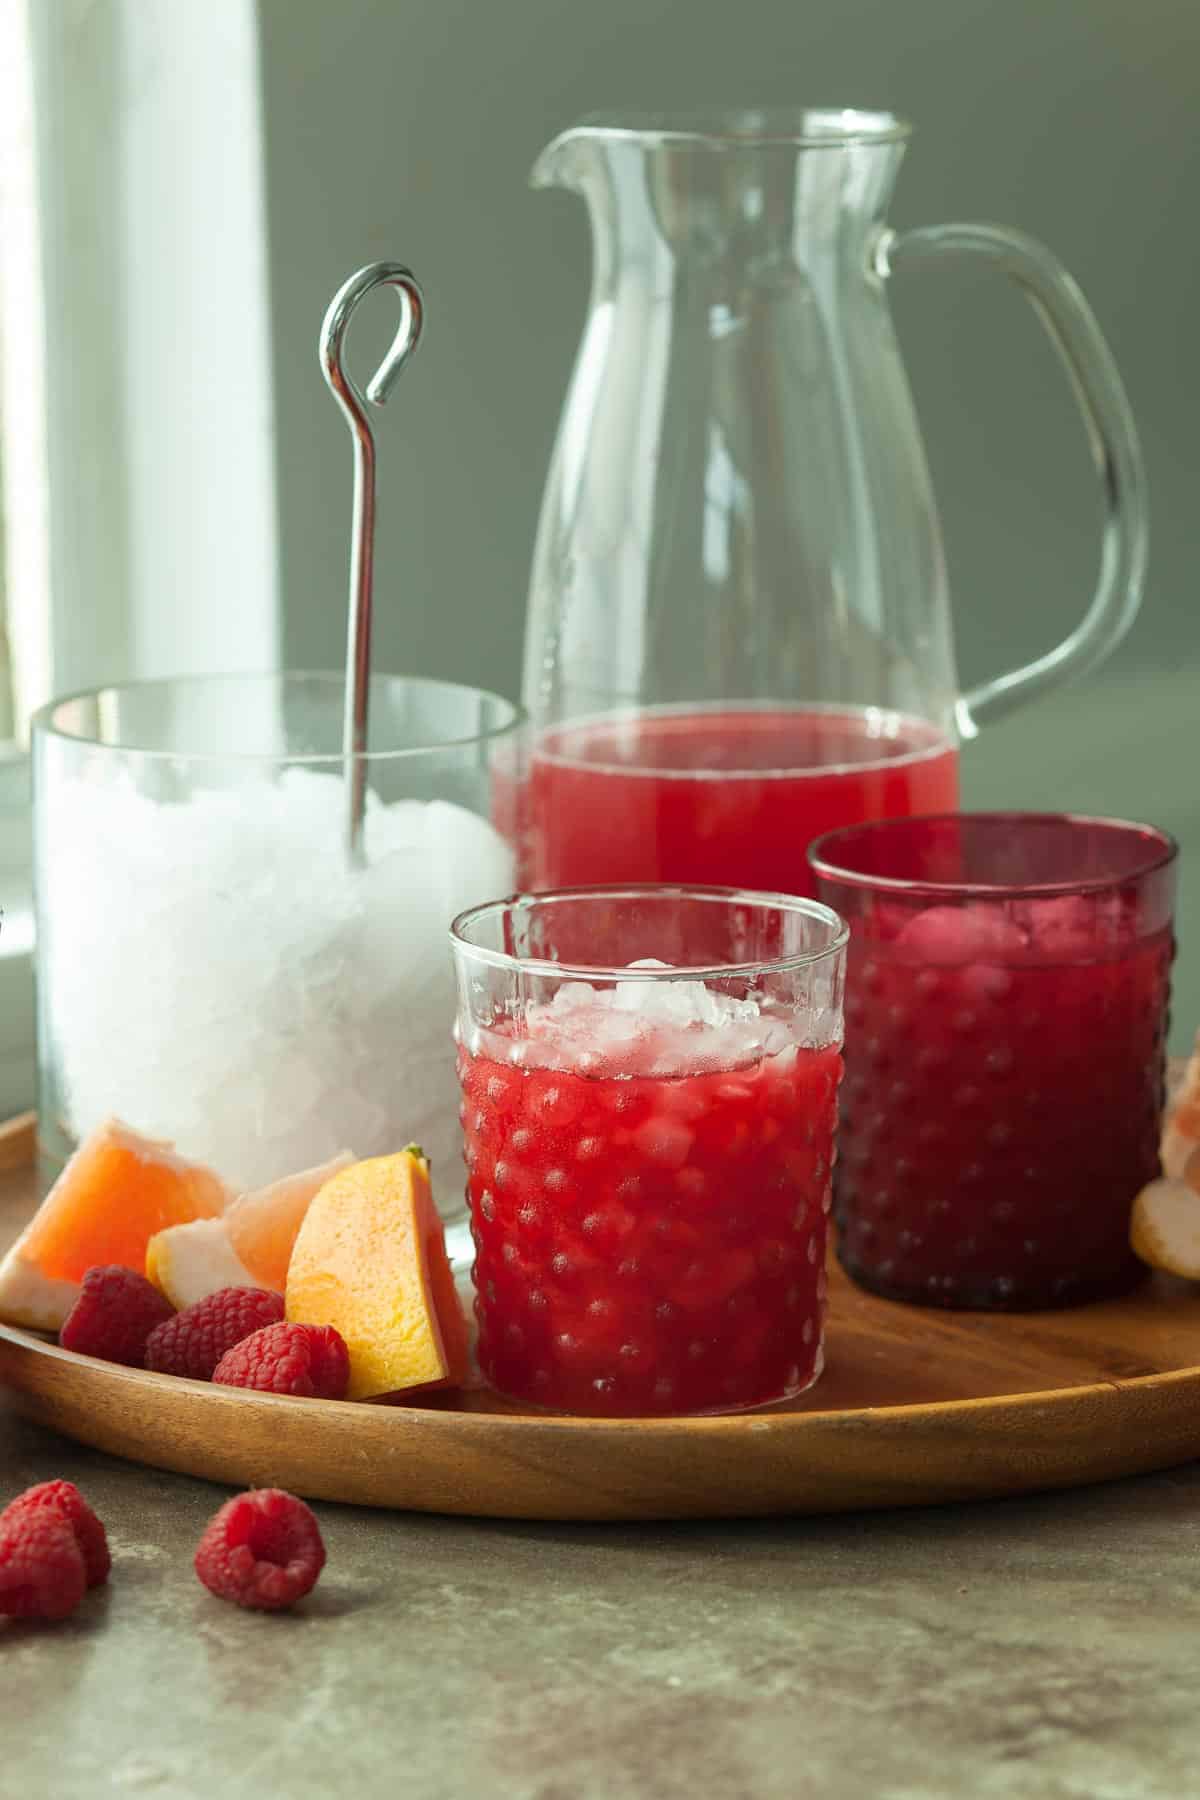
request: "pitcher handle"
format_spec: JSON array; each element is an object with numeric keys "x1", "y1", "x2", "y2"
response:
[{"x1": 879, "y1": 223, "x2": 1147, "y2": 735}]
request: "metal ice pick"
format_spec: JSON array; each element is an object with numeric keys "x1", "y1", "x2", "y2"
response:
[{"x1": 319, "y1": 262, "x2": 425, "y2": 864}]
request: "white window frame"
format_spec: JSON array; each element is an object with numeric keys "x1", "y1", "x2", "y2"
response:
[{"x1": 0, "y1": 0, "x2": 280, "y2": 1112}]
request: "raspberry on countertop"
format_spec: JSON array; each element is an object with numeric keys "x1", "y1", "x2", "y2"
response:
[
  {"x1": 2, "y1": 1481, "x2": 110, "y2": 1588},
  {"x1": 194, "y1": 1489, "x2": 326, "y2": 1612},
  {"x1": 0, "y1": 1505, "x2": 88, "y2": 1621}
]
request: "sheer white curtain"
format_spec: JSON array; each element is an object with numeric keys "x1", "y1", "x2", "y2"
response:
[{"x1": 0, "y1": 0, "x2": 280, "y2": 1112}]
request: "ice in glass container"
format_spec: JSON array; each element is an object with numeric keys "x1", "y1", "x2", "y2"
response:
[
  {"x1": 34, "y1": 672, "x2": 522, "y2": 1214},
  {"x1": 451, "y1": 885, "x2": 846, "y2": 1416}
]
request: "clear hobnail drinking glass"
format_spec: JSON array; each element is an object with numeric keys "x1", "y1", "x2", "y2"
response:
[
  {"x1": 33, "y1": 672, "x2": 523, "y2": 1216},
  {"x1": 810, "y1": 812, "x2": 1177, "y2": 1310},
  {"x1": 450, "y1": 884, "x2": 847, "y2": 1416}
]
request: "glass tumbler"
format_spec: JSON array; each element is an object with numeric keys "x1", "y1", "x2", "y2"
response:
[
  {"x1": 450, "y1": 884, "x2": 847, "y2": 1416},
  {"x1": 34, "y1": 672, "x2": 523, "y2": 1216},
  {"x1": 810, "y1": 813, "x2": 1177, "y2": 1310}
]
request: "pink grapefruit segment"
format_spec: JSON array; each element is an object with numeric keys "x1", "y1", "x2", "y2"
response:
[
  {"x1": 225, "y1": 1150, "x2": 354, "y2": 1293},
  {"x1": 0, "y1": 1119, "x2": 230, "y2": 1331}
]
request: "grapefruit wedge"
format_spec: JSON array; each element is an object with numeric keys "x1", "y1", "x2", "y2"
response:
[
  {"x1": 1131, "y1": 1177, "x2": 1200, "y2": 1279},
  {"x1": 0, "y1": 1119, "x2": 230, "y2": 1331},
  {"x1": 285, "y1": 1147, "x2": 468, "y2": 1401},
  {"x1": 226, "y1": 1151, "x2": 354, "y2": 1293},
  {"x1": 145, "y1": 1152, "x2": 357, "y2": 1308},
  {"x1": 146, "y1": 1217, "x2": 262, "y2": 1309}
]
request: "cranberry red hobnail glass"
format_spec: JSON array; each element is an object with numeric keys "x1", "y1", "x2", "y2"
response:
[
  {"x1": 450, "y1": 885, "x2": 846, "y2": 1415},
  {"x1": 810, "y1": 813, "x2": 1177, "y2": 1310}
]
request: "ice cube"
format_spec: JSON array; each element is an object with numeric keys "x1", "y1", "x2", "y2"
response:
[
  {"x1": 1014, "y1": 894, "x2": 1127, "y2": 962},
  {"x1": 611, "y1": 968, "x2": 764, "y2": 1031},
  {"x1": 611, "y1": 975, "x2": 727, "y2": 1025},
  {"x1": 896, "y1": 905, "x2": 1027, "y2": 964},
  {"x1": 549, "y1": 981, "x2": 600, "y2": 1015}
]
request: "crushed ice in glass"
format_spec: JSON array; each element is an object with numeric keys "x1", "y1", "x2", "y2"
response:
[
  {"x1": 42, "y1": 767, "x2": 514, "y2": 1186},
  {"x1": 517, "y1": 958, "x2": 834, "y2": 1076}
]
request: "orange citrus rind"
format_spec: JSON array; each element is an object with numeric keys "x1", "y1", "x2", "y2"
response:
[{"x1": 285, "y1": 1147, "x2": 468, "y2": 1402}]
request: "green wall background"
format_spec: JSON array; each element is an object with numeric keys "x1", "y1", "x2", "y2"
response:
[{"x1": 257, "y1": 0, "x2": 1197, "y2": 1045}]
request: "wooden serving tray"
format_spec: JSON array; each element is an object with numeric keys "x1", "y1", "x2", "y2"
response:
[{"x1": 2, "y1": 1111, "x2": 1198, "y2": 1520}]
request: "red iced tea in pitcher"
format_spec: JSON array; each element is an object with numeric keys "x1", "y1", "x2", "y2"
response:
[{"x1": 517, "y1": 707, "x2": 958, "y2": 896}]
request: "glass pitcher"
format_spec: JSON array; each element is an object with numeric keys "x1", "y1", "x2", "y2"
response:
[{"x1": 519, "y1": 109, "x2": 1146, "y2": 898}]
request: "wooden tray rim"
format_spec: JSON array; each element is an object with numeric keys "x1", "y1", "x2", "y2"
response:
[{"x1": 4, "y1": 1320, "x2": 1197, "y2": 1437}]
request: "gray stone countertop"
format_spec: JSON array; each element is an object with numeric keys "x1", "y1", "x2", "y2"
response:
[{"x1": 2, "y1": 1392, "x2": 1198, "y2": 1800}]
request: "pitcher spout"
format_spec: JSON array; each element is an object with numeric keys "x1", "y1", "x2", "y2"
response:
[
  {"x1": 532, "y1": 109, "x2": 910, "y2": 179},
  {"x1": 530, "y1": 126, "x2": 598, "y2": 193},
  {"x1": 531, "y1": 109, "x2": 912, "y2": 272}
]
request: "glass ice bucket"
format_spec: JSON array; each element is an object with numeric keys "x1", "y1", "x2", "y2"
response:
[{"x1": 33, "y1": 672, "x2": 522, "y2": 1220}]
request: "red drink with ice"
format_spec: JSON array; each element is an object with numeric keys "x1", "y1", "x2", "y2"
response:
[
  {"x1": 460, "y1": 1032, "x2": 840, "y2": 1414},
  {"x1": 451, "y1": 888, "x2": 847, "y2": 1415},
  {"x1": 812, "y1": 815, "x2": 1177, "y2": 1310},
  {"x1": 516, "y1": 707, "x2": 958, "y2": 897}
]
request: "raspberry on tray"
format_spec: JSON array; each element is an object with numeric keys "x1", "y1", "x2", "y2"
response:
[
  {"x1": 212, "y1": 1322, "x2": 350, "y2": 1400},
  {"x1": 144, "y1": 1287, "x2": 285, "y2": 1381},
  {"x1": 59, "y1": 1265, "x2": 175, "y2": 1367}
]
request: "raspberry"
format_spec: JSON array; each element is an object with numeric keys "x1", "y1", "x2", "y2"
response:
[
  {"x1": 144, "y1": 1287, "x2": 285, "y2": 1381},
  {"x1": 59, "y1": 1265, "x2": 175, "y2": 1367},
  {"x1": 0, "y1": 1506, "x2": 87, "y2": 1621},
  {"x1": 212, "y1": 1322, "x2": 350, "y2": 1400},
  {"x1": 194, "y1": 1489, "x2": 325, "y2": 1611},
  {"x1": 3, "y1": 1481, "x2": 110, "y2": 1587}
]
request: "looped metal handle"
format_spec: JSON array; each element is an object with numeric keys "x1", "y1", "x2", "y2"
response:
[
  {"x1": 319, "y1": 262, "x2": 425, "y2": 861},
  {"x1": 879, "y1": 223, "x2": 1147, "y2": 737}
]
